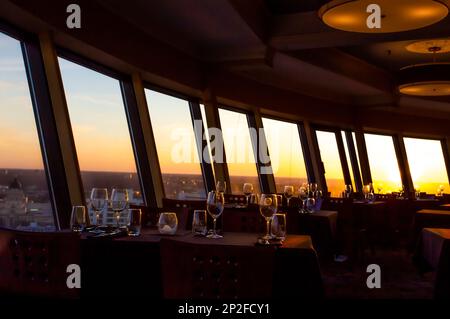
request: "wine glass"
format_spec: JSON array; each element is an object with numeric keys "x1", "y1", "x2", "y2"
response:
[
  {"x1": 306, "y1": 197, "x2": 316, "y2": 213},
  {"x1": 298, "y1": 186, "x2": 308, "y2": 213},
  {"x1": 111, "y1": 188, "x2": 129, "y2": 229},
  {"x1": 377, "y1": 184, "x2": 383, "y2": 194},
  {"x1": 216, "y1": 180, "x2": 226, "y2": 193},
  {"x1": 259, "y1": 194, "x2": 278, "y2": 244},
  {"x1": 70, "y1": 206, "x2": 88, "y2": 232},
  {"x1": 344, "y1": 184, "x2": 352, "y2": 198},
  {"x1": 243, "y1": 183, "x2": 254, "y2": 205},
  {"x1": 90, "y1": 188, "x2": 108, "y2": 227},
  {"x1": 206, "y1": 191, "x2": 224, "y2": 239},
  {"x1": 283, "y1": 185, "x2": 294, "y2": 207}
]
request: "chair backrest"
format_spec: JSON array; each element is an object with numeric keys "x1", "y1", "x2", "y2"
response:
[
  {"x1": 222, "y1": 209, "x2": 265, "y2": 233},
  {"x1": 224, "y1": 194, "x2": 247, "y2": 206},
  {"x1": 0, "y1": 228, "x2": 80, "y2": 298},
  {"x1": 160, "y1": 239, "x2": 274, "y2": 299}
]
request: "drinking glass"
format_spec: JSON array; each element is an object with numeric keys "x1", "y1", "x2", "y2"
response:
[
  {"x1": 111, "y1": 188, "x2": 129, "y2": 228},
  {"x1": 70, "y1": 206, "x2": 88, "y2": 233},
  {"x1": 306, "y1": 197, "x2": 316, "y2": 213},
  {"x1": 298, "y1": 186, "x2": 308, "y2": 214},
  {"x1": 344, "y1": 184, "x2": 352, "y2": 198},
  {"x1": 243, "y1": 183, "x2": 254, "y2": 205},
  {"x1": 216, "y1": 180, "x2": 226, "y2": 193},
  {"x1": 158, "y1": 212, "x2": 178, "y2": 235},
  {"x1": 271, "y1": 213, "x2": 287, "y2": 241},
  {"x1": 127, "y1": 209, "x2": 142, "y2": 236},
  {"x1": 284, "y1": 185, "x2": 294, "y2": 207},
  {"x1": 309, "y1": 183, "x2": 318, "y2": 194},
  {"x1": 192, "y1": 210, "x2": 207, "y2": 236},
  {"x1": 90, "y1": 188, "x2": 108, "y2": 226},
  {"x1": 415, "y1": 188, "x2": 421, "y2": 200},
  {"x1": 377, "y1": 184, "x2": 383, "y2": 194},
  {"x1": 259, "y1": 194, "x2": 278, "y2": 244},
  {"x1": 206, "y1": 191, "x2": 224, "y2": 238}
]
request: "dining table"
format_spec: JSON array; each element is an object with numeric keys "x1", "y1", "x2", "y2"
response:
[
  {"x1": 412, "y1": 209, "x2": 450, "y2": 246},
  {"x1": 80, "y1": 228, "x2": 324, "y2": 298},
  {"x1": 413, "y1": 228, "x2": 450, "y2": 299}
]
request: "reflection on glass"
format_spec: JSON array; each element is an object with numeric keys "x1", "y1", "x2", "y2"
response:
[
  {"x1": 404, "y1": 137, "x2": 448, "y2": 194},
  {"x1": 364, "y1": 133, "x2": 402, "y2": 194},
  {"x1": 316, "y1": 131, "x2": 345, "y2": 197},
  {"x1": 218, "y1": 108, "x2": 260, "y2": 194},
  {"x1": 262, "y1": 118, "x2": 308, "y2": 193},
  {"x1": 59, "y1": 57, "x2": 143, "y2": 227},
  {"x1": 145, "y1": 90, "x2": 206, "y2": 199},
  {"x1": 0, "y1": 32, "x2": 55, "y2": 231}
]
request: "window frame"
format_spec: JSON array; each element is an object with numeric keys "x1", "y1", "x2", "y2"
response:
[
  {"x1": 0, "y1": 20, "x2": 68, "y2": 228},
  {"x1": 260, "y1": 114, "x2": 315, "y2": 187},
  {"x1": 57, "y1": 47, "x2": 154, "y2": 206},
  {"x1": 402, "y1": 135, "x2": 450, "y2": 193},
  {"x1": 143, "y1": 83, "x2": 214, "y2": 198},
  {"x1": 312, "y1": 125, "x2": 353, "y2": 196},
  {"x1": 217, "y1": 105, "x2": 265, "y2": 193}
]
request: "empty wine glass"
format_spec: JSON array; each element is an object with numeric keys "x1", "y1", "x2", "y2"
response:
[
  {"x1": 284, "y1": 185, "x2": 294, "y2": 207},
  {"x1": 344, "y1": 184, "x2": 352, "y2": 198},
  {"x1": 377, "y1": 184, "x2": 383, "y2": 194},
  {"x1": 243, "y1": 183, "x2": 254, "y2": 205},
  {"x1": 206, "y1": 191, "x2": 224, "y2": 239},
  {"x1": 216, "y1": 180, "x2": 226, "y2": 193},
  {"x1": 70, "y1": 206, "x2": 88, "y2": 232},
  {"x1": 111, "y1": 188, "x2": 129, "y2": 229},
  {"x1": 271, "y1": 213, "x2": 287, "y2": 241},
  {"x1": 259, "y1": 194, "x2": 278, "y2": 244},
  {"x1": 306, "y1": 197, "x2": 316, "y2": 213},
  {"x1": 90, "y1": 188, "x2": 108, "y2": 226},
  {"x1": 298, "y1": 186, "x2": 308, "y2": 214}
]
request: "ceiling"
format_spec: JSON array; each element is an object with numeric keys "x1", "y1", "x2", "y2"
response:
[{"x1": 32, "y1": 0, "x2": 450, "y2": 118}]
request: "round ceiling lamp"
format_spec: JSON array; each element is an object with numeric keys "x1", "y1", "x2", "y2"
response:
[
  {"x1": 319, "y1": 0, "x2": 448, "y2": 33},
  {"x1": 406, "y1": 38, "x2": 450, "y2": 53},
  {"x1": 398, "y1": 63, "x2": 450, "y2": 96}
]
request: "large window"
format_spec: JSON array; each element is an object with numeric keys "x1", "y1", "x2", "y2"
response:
[
  {"x1": 262, "y1": 118, "x2": 308, "y2": 193},
  {"x1": 0, "y1": 32, "x2": 55, "y2": 231},
  {"x1": 316, "y1": 131, "x2": 345, "y2": 197},
  {"x1": 145, "y1": 89, "x2": 206, "y2": 199},
  {"x1": 59, "y1": 58, "x2": 143, "y2": 206},
  {"x1": 218, "y1": 108, "x2": 260, "y2": 194},
  {"x1": 404, "y1": 137, "x2": 448, "y2": 194},
  {"x1": 364, "y1": 133, "x2": 402, "y2": 194}
]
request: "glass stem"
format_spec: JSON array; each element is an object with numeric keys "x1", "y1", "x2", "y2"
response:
[
  {"x1": 266, "y1": 219, "x2": 270, "y2": 239},
  {"x1": 213, "y1": 218, "x2": 217, "y2": 235}
]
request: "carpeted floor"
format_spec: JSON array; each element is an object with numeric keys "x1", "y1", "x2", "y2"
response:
[{"x1": 320, "y1": 248, "x2": 435, "y2": 299}]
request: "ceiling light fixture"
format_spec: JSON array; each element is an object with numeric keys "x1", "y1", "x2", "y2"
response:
[
  {"x1": 406, "y1": 38, "x2": 450, "y2": 53},
  {"x1": 319, "y1": 0, "x2": 448, "y2": 33},
  {"x1": 398, "y1": 63, "x2": 450, "y2": 96}
]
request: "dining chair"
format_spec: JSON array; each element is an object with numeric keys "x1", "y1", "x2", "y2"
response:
[
  {"x1": 0, "y1": 227, "x2": 80, "y2": 299},
  {"x1": 160, "y1": 238, "x2": 274, "y2": 299}
]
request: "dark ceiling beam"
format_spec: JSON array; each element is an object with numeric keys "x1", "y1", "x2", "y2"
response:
[
  {"x1": 7, "y1": 0, "x2": 205, "y2": 91},
  {"x1": 226, "y1": 0, "x2": 271, "y2": 43},
  {"x1": 290, "y1": 48, "x2": 395, "y2": 94},
  {"x1": 270, "y1": 12, "x2": 450, "y2": 51}
]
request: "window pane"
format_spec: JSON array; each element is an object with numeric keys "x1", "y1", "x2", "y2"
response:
[
  {"x1": 262, "y1": 118, "x2": 307, "y2": 193},
  {"x1": 364, "y1": 133, "x2": 402, "y2": 194},
  {"x1": 0, "y1": 32, "x2": 55, "y2": 231},
  {"x1": 145, "y1": 90, "x2": 206, "y2": 199},
  {"x1": 316, "y1": 131, "x2": 345, "y2": 197},
  {"x1": 404, "y1": 138, "x2": 448, "y2": 194},
  {"x1": 59, "y1": 58, "x2": 143, "y2": 206},
  {"x1": 218, "y1": 108, "x2": 260, "y2": 194}
]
